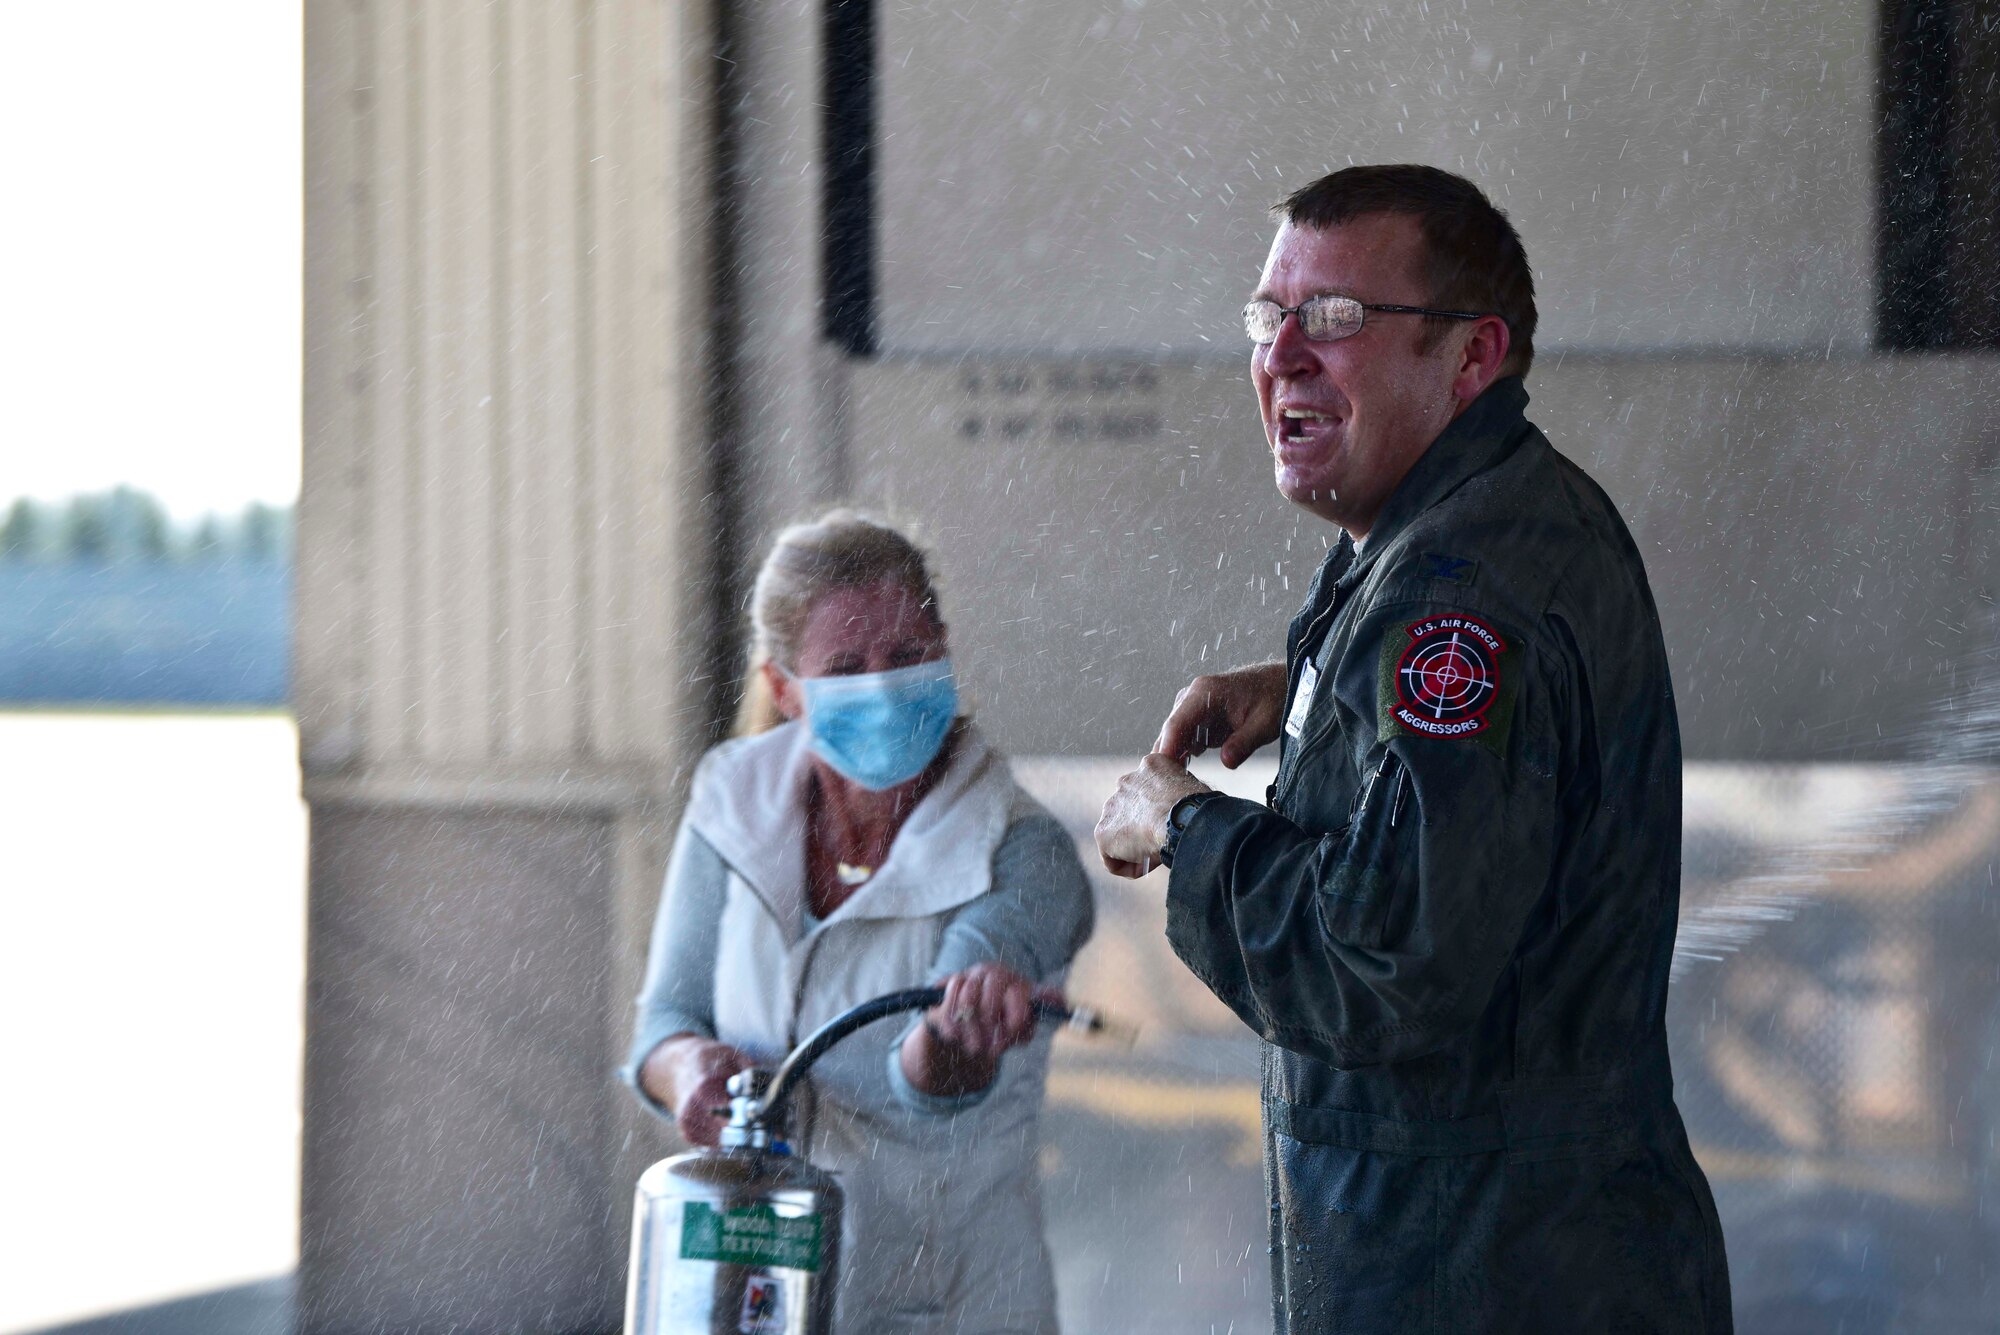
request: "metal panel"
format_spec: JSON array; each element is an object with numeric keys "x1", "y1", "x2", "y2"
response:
[
  {"x1": 500, "y1": 0, "x2": 590, "y2": 764},
  {"x1": 368, "y1": 0, "x2": 421, "y2": 762},
  {"x1": 299, "y1": 0, "x2": 368, "y2": 772},
  {"x1": 876, "y1": 0, "x2": 1876, "y2": 357},
  {"x1": 584, "y1": 0, "x2": 629, "y2": 761},
  {"x1": 434, "y1": 0, "x2": 499, "y2": 762}
]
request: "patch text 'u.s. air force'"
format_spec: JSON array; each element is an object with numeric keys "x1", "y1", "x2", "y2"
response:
[{"x1": 1376, "y1": 613, "x2": 1520, "y2": 754}]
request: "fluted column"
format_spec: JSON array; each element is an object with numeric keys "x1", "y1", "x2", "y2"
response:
[{"x1": 300, "y1": 2, "x2": 717, "y2": 1329}]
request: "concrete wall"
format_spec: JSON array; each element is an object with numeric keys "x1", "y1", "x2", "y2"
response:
[
  {"x1": 300, "y1": 807, "x2": 616, "y2": 1331},
  {"x1": 718, "y1": 0, "x2": 856, "y2": 532},
  {"x1": 299, "y1": 2, "x2": 717, "y2": 1329},
  {"x1": 850, "y1": 353, "x2": 2000, "y2": 762}
]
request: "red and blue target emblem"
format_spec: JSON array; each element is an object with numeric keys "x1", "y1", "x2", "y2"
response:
[{"x1": 1392, "y1": 615, "x2": 1506, "y2": 739}]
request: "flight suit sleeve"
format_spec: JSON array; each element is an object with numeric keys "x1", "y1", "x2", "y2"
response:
[{"x1": 1164, "y1": 602, "x2": 1565, "y2": 1069}]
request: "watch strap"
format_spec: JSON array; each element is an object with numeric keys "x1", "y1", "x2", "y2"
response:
[{"x1": 1159, "y1": 790, "x2": 1219, "y2": 868}]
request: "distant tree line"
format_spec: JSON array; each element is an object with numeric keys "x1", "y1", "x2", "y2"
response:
[{"x1": 0, "y1": 489, "x2": 293, "y2": 565}]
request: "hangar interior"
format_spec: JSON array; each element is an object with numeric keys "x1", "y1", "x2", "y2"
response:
[{"x1": 300, "y1": 0, "x2": 2000, "y2": 1328}]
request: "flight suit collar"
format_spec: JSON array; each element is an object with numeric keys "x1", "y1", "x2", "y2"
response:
[
  {"x1": 1346, "y1": 375, "x2": 1532, "y2": 579},
  {"x1": 1286, "y1": 379, "x2": 1530, "y2": 677}
]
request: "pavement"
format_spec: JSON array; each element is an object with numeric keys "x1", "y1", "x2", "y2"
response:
[{"x1": 22, "y1": 1281, "x2": 293, "y2": 1335}]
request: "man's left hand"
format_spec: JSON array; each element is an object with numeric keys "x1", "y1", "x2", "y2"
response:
[{"x1": 1095, "y1": 754, "x2": 1210, "y2": 879}]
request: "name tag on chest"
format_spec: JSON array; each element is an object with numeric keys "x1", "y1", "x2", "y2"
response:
[{"x1": 1284, "y1": 660, "x2": 1321, "y2": 739}]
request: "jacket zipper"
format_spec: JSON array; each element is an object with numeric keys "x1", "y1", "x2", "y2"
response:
[
  {"x1": 1290, "y1": 582, "x2": 1347, "y2": 682},
  {"x1": 720, "y1": 861, "x2": 828, "y2": 1156},
  {"x1": 786, "y1": 925, "x2": 827, "y2": 1159},
  {"x1": 1274, "y1": 548, "x2": 1364, "y2": 804},
  {"x1": 1284, "y1": 570, "x2": 1365, "y2": 762}
]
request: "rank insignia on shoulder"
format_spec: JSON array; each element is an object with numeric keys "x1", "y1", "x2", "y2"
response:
[
  {"x1": 1417, "y1": 552, "x2": 1477, "y2": 585},
  {"x1": 1376, "y1": 613, "x2": 1520, "y2": 752}
]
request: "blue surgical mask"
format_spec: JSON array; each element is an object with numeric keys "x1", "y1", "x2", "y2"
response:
[{"x1": 794, "y1": 658, "x2": 959, "y2": 791}]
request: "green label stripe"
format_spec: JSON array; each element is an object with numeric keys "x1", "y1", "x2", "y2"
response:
[{"x1": 679, "y1": 1201, "x2": 825, "y2": 1273}]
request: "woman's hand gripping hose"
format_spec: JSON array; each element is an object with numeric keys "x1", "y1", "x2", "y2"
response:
[{"x1": 719, "y1": 983, "x2": 1135, "y2": 1146}]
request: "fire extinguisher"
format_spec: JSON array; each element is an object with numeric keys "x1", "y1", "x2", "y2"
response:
[{"x1": 623, "y1": 985, "x2": 1121, "y2": 1335}]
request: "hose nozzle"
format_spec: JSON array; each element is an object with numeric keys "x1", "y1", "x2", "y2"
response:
[{"x1": 1046, "y1": 1002, "x2": 1139, "y2": 1049}]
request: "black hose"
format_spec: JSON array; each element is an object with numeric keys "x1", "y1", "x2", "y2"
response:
[{"x1": 761, "y1": 986, "x2": 1073, "y2": 1128}]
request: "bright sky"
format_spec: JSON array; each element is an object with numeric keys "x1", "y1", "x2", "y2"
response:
[{"x1": 0, "y1": 3, "x2": 301, "y2": 521}]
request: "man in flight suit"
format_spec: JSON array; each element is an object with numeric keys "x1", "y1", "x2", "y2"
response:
[{"x1": 1095, "y1": 165, "x2": 1732, "y2": 1332}]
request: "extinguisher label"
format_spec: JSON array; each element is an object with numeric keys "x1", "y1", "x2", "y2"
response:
[
  {"x1": 680, "y1": 1201, "x2": 826, "y2": 1273},
  {"x1": 738, "y1": 1274, "x2": 785, "y2": 1333}
]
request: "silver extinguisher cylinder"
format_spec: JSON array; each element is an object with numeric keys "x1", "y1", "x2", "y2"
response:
[{"x1": 625, "y1": 1146, "x2": 844, "y2": 1335}]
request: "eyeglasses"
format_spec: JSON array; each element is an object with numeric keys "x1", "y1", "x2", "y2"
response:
[{"x1": 1242, "y1": 294, "x2": 1494, "y2": 345}]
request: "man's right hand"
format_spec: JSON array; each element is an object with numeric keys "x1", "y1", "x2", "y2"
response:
[
  {"x1": 641, "y1": 1034, "x2": 752, "y2": 1148},
  {"x1": 1154, "y1": 661, "x2": 1290, "y2": 767}
]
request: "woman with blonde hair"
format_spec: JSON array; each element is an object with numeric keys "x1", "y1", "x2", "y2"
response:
[{"x1": 621, "y1": 509, "x2": 1092, "y2": 1333}]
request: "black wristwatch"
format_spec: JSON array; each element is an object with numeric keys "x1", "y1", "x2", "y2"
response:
[{"x1": 1159, "y1": 790, "x2": 1220, "y2": 868}]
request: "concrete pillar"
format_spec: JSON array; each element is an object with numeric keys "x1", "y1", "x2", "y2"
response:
[
  {"x1": 299, "y1": 2, "x2": 717, "y2": 1330},
  {"x1": 718, "y1": 0, "x2": 854, "y2": 549}
]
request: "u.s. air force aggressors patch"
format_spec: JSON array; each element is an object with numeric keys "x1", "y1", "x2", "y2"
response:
[{"x1": 1375, "y1": 613, "x2": 1521, "y2": 752}]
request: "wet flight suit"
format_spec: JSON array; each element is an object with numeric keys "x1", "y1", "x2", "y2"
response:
[{"x1": 1165, "y1": 378, "x2": 1732, "y2": 1332}]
